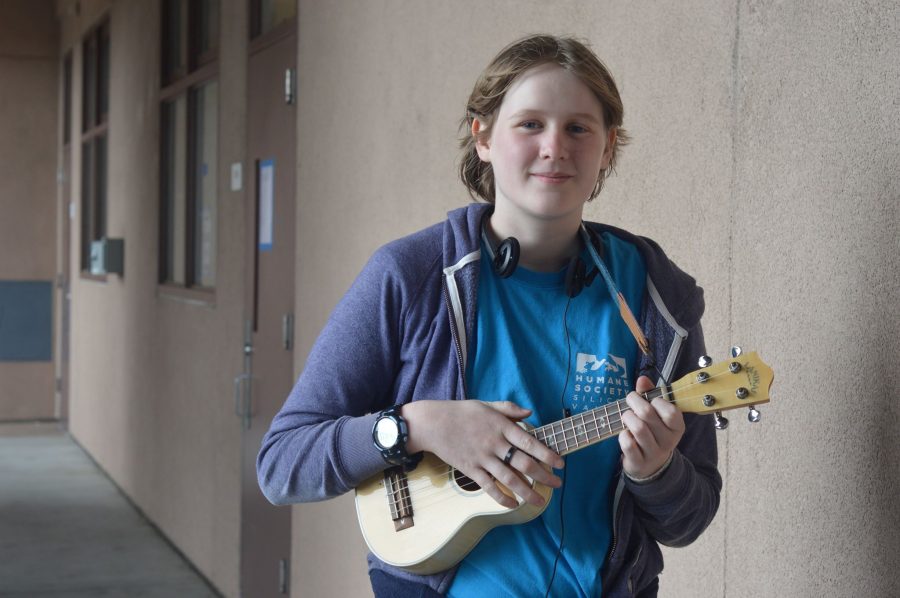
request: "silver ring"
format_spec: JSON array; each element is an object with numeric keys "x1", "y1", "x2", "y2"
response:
[{"x1": 502, "y1": 445, "x2": 517, "y2": 465}]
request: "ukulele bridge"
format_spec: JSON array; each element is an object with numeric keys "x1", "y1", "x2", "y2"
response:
[{"x1": 384, "y1": 467, "x2": 415, "y2": 531}]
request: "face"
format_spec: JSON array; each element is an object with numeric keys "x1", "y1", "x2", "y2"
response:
[{"x1": 474, "y1": 63, "x2": 616, "y2": 230}]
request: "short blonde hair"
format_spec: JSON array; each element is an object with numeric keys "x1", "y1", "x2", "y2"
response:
[{"x1": 459, "y1": 34, "x2": 629, "y2": 202}]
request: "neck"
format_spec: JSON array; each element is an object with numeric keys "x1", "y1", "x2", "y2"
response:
[
  {"x1": 488, "y1": 206, "x2": 582, "y2": 273},
  {"x1": 531, "y1": 387, "x2": 669, "y2": 456}
]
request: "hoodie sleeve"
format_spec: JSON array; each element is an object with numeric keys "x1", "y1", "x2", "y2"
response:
[
  {"x1": 625, "y1": 321, "x2": 723, "y2": 547},
  {"x1": 255, "y1": 246, "x2": 407, "y2": 505}
]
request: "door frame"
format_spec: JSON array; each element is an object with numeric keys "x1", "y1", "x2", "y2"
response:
[{"x1": 239, "y1": 18, "x2": 298, "y2": 597}]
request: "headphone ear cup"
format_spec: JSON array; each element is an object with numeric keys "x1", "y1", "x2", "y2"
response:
[
  {"x1": 494, "y1": 237, "x2": 520, "y2": 278},
  {"x1": 565, "y1": 257, "x2": 586, "y2": 298}
]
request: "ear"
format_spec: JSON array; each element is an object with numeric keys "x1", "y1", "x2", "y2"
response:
[
  {"x1": 471, "y1": 118, "x2": 492, "y2": 162},
  {"x1": 600, "y1": 127, "x2": 618, "y2": 169}
]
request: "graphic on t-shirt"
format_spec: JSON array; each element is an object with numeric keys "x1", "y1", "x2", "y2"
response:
[{"x1": 571, "y1": 352, "x2": 630, "y2": 411}]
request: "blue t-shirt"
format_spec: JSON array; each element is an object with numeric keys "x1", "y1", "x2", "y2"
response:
[{"x1": 448, "y1": 232, "x2": 646, "y2": 598}]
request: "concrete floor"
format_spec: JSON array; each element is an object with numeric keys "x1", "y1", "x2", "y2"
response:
[{"x1": 0, "y1": 422, "x2": 219, "y2": 597}]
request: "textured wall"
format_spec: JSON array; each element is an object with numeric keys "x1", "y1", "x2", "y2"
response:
[
  {"x1": 292, "y1": 1, "x2": 899, "y2": 597},
  {"x1": 37, "y1": 0, "x2": 898, "y2": 596},
  {"x1": 59, "y1": 1, "x2": 247, "y2": 595},
  {"x1": 724, "y1": 1, "x2": 900, "y2": 596},
  {"x1": 0, "y1": 0, "x2": 58, "y2": 420}
]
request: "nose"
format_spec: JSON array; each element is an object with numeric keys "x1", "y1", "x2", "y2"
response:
[{"x1": 539, "y1": 127, "x2": 568, "y2": 161}]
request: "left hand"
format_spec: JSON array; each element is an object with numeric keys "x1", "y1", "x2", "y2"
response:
[{"x1": 620, "y1": 375, "x2": 685, "y2": 480}]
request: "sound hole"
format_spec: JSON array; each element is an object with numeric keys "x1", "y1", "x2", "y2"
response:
[{"x1": 452, "y1": 468, "x2": 481, "y2": 493}]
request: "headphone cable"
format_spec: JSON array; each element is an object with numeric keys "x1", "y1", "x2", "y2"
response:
[{"x1": 545, "y1": 297, "x2": 573, "y2": 597}]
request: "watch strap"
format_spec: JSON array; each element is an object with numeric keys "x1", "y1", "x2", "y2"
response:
[{"x1": 373, "y1": 405, "x2": 423, "y2": 472}]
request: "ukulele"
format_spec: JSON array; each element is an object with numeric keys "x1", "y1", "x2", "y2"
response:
[{"x1": 355, "y1": 349, "x2": 773, "y2": 574}]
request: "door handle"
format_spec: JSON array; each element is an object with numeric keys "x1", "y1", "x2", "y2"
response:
[{"x1": 284, "y1": 68, "x2": 296, "y2": 105}]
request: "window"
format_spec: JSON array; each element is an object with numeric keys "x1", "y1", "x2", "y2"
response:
[
  {"x1": 250, "y1": 0, "x2": 296, "y2": 39},
  {"x1": 80, "y1": 21, "x2": 110, "y2": 273},
  {"x1": 160, "y1": 0, "x2": 219, "y2": 289},
  {"x1": 63, "y1": 52, "x2": 72, "y2": 146}
]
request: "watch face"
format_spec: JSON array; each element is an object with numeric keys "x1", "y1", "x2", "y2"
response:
[{"x1": 375, "y1": 418, "x2": 400, "y2": 449}]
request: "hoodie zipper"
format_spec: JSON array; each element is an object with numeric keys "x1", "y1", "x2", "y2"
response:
[
  {"x1": 604, "y1": 318, "x2": 685, "y2": 595},
  {"x1": 442, "y1": 273, "x2": 469, "y2": 400},
  {"x1": 607, "y1": 475, "x2": 626, "y2": 561}
]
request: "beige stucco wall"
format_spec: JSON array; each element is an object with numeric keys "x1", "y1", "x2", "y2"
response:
[
  {"x1": 0, "y1": 1, "x2": 58, "y2": 420},
  {"x1": 26, "y1": 0, "x2": 895, "y2": 596},
  {"x1": 58, "y1": 0, "x2": 248, "y2": 595},
  {"x1": 723, "y1": 1, "x2": 899, "y2": 595},
  {"x1": 291, "y1": 1, "x2": 899, "y2": 597}
]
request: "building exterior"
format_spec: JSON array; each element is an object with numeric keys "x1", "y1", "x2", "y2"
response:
[{"x1": 1, "y1": 1, "x2": 897, "y2": 596}]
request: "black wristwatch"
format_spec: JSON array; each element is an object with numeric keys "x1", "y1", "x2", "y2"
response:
[{"x1": 373, "y1": 405, "x2": 423, "y2": 471}]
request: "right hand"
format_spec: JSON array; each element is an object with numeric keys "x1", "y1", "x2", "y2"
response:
[{"x1": 401, "y1": 400, "x2": 564, "y2": 509}]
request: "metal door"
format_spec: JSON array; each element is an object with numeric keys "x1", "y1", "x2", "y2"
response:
[{"x1": 240, "y1": 27, "x2": 296, "y2": 597}]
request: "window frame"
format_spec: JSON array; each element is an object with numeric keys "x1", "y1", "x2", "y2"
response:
[
  {"x1": 158, "y1": 0, "x2": 220, "y2": 296},
  {"x1": 63, "y1": 52, "x2": 73, "y2": 147},
  {"x1": 249, "y1": 0, "x2": 296, "y2": 51},
  {"x1": 79, "y1": 19, "x2": 110, "y2": 280}
]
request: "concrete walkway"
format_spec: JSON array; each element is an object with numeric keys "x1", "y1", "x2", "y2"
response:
[{"x1": 0, "y1": 422, "x2": 219, "y2": 597}]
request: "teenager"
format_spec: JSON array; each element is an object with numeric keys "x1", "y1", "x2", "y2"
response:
[{"x1": 258, "y1": 34, "x2": 721, "y2": 597}]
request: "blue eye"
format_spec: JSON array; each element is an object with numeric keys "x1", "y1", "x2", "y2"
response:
[
  {"x1": 520, "y1": 121, "x2": 541, "y2": 130},
  {"x1": 568, "y1": 124, "x2": 589, "y2": 134}
]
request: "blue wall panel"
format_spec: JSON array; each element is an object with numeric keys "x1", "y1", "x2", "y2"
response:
[{"x1": 0, "y1": 280, "x2": 53, "y2": 361}]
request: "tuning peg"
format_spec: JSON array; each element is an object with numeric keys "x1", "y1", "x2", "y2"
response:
[
  {"x1": 698, "y1": 355, "x2": 712, "y2": 368},
  {"x1": 731, "y1": 346, "x2": 743, "y2": 358},
  {"x1": 713, "y1": 412, "x2": 729, "y2": 430},
  {"x1": 748, "y1": 406, "x2": 761, "y2": 423}
]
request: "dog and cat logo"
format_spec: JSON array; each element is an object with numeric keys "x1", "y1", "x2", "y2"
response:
[{"x1": 571, "y1": 352, "x2": 629, "y2": 411}]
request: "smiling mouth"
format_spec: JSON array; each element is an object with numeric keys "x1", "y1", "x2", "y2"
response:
[{"x1": 531, "y1": 173, "x2": 573, "y2": 183}]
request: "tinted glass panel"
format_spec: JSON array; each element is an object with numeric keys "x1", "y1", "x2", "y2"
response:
[
  {"x1": 98, "y1": 24, "x2": 110, "y2": 122},
  {"x1": 258, "y1": 0, "x2": 295, "y2": 36},
  {"x1": 94, "y1": 136, "x2": 107, "y2": 240},
  {"x1": 199, "y1": 0, "x2": 219, "y2": 56},
  {"x1": 80, "y1": 141, "x2": 93, "y2": 270},
  {"x1": 63, "y1": 54, "x2": 72, "y2": 145},
  {"x1": 163, "y1": 0, "x2": 188, "y2": 84},
  {"x1": 82, "y1": 36, "x2": 96, "y2": 130},
  {"x1": 162, "y1": 95, "x2": 188, "y2": 284},
  {"x1": 193, "y1": 81, "x2": 218, "y2": 287}
]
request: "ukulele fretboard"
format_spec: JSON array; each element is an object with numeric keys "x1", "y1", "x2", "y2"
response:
[{"x1": 530, "y1": 387, "x2": 666, "y2": 456}]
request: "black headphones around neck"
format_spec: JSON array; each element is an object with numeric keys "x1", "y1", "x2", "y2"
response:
[{"x1": 481, "y1": 216, "x2": 601, "y2": 299}]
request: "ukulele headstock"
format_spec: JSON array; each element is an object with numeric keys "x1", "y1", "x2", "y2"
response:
[{"x1": 673, "y1": 347, "x2": 774, "y2": 429}]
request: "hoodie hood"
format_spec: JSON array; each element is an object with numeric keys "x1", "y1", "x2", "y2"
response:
[{"x1": 442, "y1": 203, "x2": 704, "y2": 332}]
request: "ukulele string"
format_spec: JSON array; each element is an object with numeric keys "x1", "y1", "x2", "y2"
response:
[
  {"x1": 390, "y1": 387, "x2": 745, "y2": 511},
  {"x1": 388, "y1": 369, "x2": 750, "y2": 509}
]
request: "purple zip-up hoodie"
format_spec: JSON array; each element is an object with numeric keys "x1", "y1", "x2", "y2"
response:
[{"x1": 257, "y1": 203, "x2": 721, "y2": 596}]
